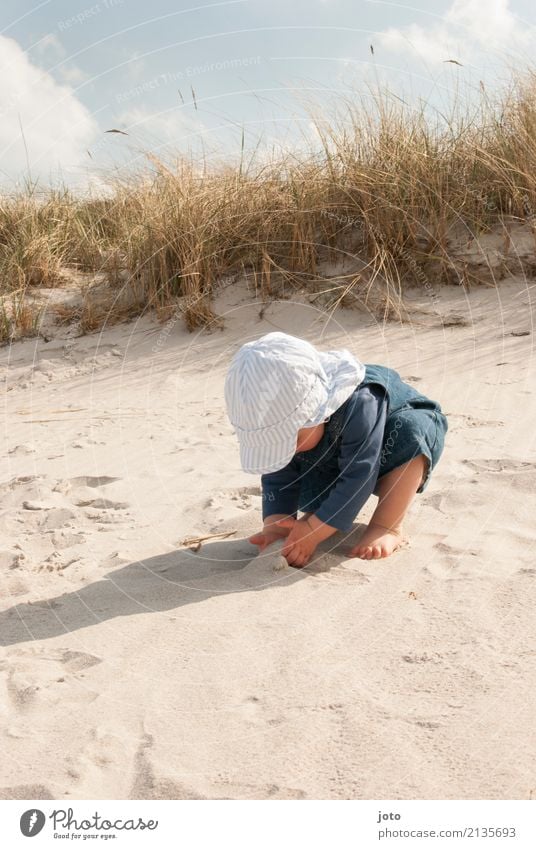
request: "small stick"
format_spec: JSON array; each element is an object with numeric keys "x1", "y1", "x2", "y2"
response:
[{"x1": 181, "y1": 530, "x2": 237, "y2": 547}]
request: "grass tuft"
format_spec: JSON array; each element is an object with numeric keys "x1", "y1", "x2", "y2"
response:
[{"x1": 3, "y1": 71, "x2": 536, "y2": 342}]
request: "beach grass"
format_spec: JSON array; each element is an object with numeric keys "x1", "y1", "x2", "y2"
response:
[{"x1": 2, "y1": 70, "x2": 536, "y2": 343}]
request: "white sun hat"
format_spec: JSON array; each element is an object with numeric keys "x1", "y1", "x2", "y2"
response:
[{"x1": 224, "y1": 331, "x2": 365, "y2": 474}]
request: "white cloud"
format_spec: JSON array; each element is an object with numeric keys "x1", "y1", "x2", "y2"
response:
[
  {"x1": 0, "y1": 35, "x2": 100, "y2": 188},
  {"x1": 377, "y1": 0, "x2": 534, "y2": 64},
  {"x1": 378, "y1": 22, "x2": 454, "y2": 65},
  {"x1": 32, "y1": 34, "x2": 88, "y2": 87},
  {"x1": 57, "y1": 64, "x2": 90, "y2": 85},
  {"x1": 445, "y1": 0, "x2": 524, "y2": 48},
  {"x1": 34, "y1": 33, "x2": 65, "y2": 59}
]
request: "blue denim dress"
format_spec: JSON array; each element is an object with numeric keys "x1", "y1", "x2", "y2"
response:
[{"x1": 295, "y1": 364, "x2": 448, "y2": 516}]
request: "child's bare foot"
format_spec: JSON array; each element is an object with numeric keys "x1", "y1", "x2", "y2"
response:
[{"x1": 350, "y1": 522, "x2": 404, "y2": 560}]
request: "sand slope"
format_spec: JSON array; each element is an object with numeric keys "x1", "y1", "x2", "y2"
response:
[{"x1": 1, "y1": 276, "x2": 535, "y2": 800}]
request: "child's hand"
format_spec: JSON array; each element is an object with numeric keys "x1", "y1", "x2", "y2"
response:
[
  {"x1": 248, "y1": 518, "x2": 292, "y2": 551},
  {"x1": 248, "y1": 529, "x2": 285, "y2": 551},
  {"x1": 273, "y1": 517, "x2": 319, "y2": 567}
]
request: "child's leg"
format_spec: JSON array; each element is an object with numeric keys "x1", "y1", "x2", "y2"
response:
[{"x1": 350, "y1": 454, "x2": 428, "y2": 560}]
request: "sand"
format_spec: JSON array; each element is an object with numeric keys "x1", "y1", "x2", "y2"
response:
[{"x1": 1, "y1": 274, "x2": 535, "y2": 800}]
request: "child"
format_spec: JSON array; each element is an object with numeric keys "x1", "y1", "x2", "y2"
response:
[{"x1": 224, "y1": 332, "x2": 447, "y2": 567}]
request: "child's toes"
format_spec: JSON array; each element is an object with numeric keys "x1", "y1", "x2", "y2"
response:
[{"x1": 352, "y1": 543, "x2": 387, "y2": 559}]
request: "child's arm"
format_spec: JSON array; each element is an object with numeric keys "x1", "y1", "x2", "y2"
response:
[
  {"x1": 264, "y1": 514, "x2": 296, "y2": 531},
  {"x1": 261, "y1": 456, "x2": 301, "y2": 524},
  {"x1": 274, "y1": 388, "x2": 386, "y2": 566},
  {"x1": 249, "y1": 459, "x2": 302, "y2": 551},
  {"x1": 305, "y1": 512, "x2": 338, "y2": 542},
  {"x1": 313, "y1": 384, "x2": 388, "y2": 532}
]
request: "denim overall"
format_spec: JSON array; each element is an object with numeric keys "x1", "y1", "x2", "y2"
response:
[{"x1": 295, "y1": 364, "x2": 448, "y2": 515}]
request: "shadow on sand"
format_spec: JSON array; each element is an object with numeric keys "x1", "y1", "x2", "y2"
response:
[{"x1": 0, "y1": 528, "x2": 360, "y2": 646}]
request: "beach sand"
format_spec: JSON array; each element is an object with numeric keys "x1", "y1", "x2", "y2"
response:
[{"x1": 1, "y1": 275, "x2": 535, "y2": 800}]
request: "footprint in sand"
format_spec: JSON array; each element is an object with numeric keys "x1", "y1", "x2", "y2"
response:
[
  {"x1": 402, "y1": 651, "x2": 444, "y2": 664},
  {"x1": 0, "y1": 475, "x2": 41, "y2": 498},
  {"x1": 128, "y1": 726, "x2": 308, "y2": 800},
  {"x1": 420, "y1": 492, "x2": 446, "y2": 513},
  {"x1": 85, "y1": 511, "x2": 129, "y2": 524},
  {"x1": 56, "y1": 476, "x2": 121, "y2": 491},
  {"x1": 421, "y1": 540, "x2": 480, "y2": 579},
  {"x1": 51, "y1": 531, "x2": 85, "y2": 549},
  {"x1": 37, "y1": 551, "x2": 79, "y2": 574},
  {"x1": 434, "y1": 541, "x2": 480, "y2": 559},
  {"x1": 78, "y1": 497, "x2": 129, "y2": 509},
  {"x1": 6, "y1": 669, "x2": 41, "y2": 709},
  {"x1": 230, "y1": 486, "x2": 262, "y2": 511},
  {"x1": 464, "y1": 458, "x2": 536, "y2": 473},
  {"x1": 20, "y1": 503, "x2": 76, "y2": 531},
  {"x1": 22, "y1": 500, "x2": 57, "y2": 511},
  {"x1": 2, "y1": 476, "x2": 77, "y2": 533},
  {"x1": 205, "y1": 486, "x2": 261, "y2": 512},
  {"x1": 414, "y1": 719, "x2": 442, "y2": 731},
  {"x1": 53, "y1": 476, "x2": 129, "y2": 511},
  {"x1": 0, "y1": 550, "x2": 26, "y2": 570},
  {"x1": 100, "y1": 551, "x2": 129, "y2": 569},
  {"x1": 2, "y1": 650, "x2": 102, "y2": 716},
  {"x1": 64, "y1": 726, "x2": 127, "y2": 790},
  {"x1": 7, "y1": 443, "x2": 37, "y2": 455},
  {"x1": 40, "y1": 508, "x2": 77, "y2": 531},
  {"x1": 463, "y1": 458, "x2": 536, "y2": 491},
  {"x1": 3, "y1": 576, "x2": 30, "y2": 596},
  {"x1": 60, "y1": 650, "x2": 102, "y2": 673},
  {"x1": 446, "y1": 414, "x2": 504, "y2": 431},
  {"x1": 435, "y1": 470, "x2": 493, "y2": 511},
  {"x1": 130, "y1": 733, "x2": 208, "y2": 800}
]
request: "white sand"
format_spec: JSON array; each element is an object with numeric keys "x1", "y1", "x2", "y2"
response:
[{"x1": 1, "y1": 275, "x2": 535, "y2": 800}]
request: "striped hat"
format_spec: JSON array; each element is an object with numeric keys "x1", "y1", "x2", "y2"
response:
[{"x1": 224, "y1": 332, "x2": 365, "y2": 474}]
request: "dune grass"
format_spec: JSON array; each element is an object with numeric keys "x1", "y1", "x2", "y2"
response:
[{"x1": 2, "y1": 71, "x2": 536, "y2": 343}]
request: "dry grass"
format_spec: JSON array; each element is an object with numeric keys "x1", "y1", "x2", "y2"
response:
[{"x1": 3, "y1": 71, "x2": 536, "y2": 342}]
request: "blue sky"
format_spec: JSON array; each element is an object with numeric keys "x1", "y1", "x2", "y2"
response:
[{"x1": 1, "y1": 0, "x2": 536, "y2": 189}]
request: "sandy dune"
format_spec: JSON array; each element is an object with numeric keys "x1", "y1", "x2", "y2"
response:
[{"x1": 1, "y1": 275, "x2": 535, "y2": 800}]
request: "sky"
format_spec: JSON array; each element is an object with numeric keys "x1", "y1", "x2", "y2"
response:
[{"x1": 1, "y1": 0, "x2": 536, "y2": 190}]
